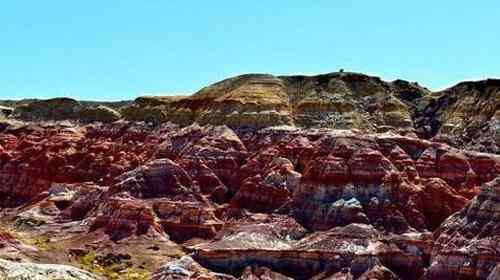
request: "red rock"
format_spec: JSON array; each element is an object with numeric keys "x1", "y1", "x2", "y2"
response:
[
  {"x1": 0, "y1": 228, "x2": 14, "y2": 247},
  {"x1": 153, "y1": 200, "x2": 223, "y2": 242},
  {"x1": 158, "y1": 125, "x2": 247, "y2": 186},
  {"x1": 191, "y1": 223, "x2": 430, "y2": 279},
  {"x1": 230, "y1": 175, "x2": 292, "y2": 213},
  {"x1": 0, "y1": 122, "x2": 161, "y2": 206},
  {"x1": 427, "y1": 177, "x2": 500, "y2": 279},
  {"x1": 179, "y1": 159, "x2": 225, "y2": 195},
  {"x1": 60, "y1": 183, "x2": 105, "y2": 220},
  {"x1": 111, "y1": 158, "x2": 201, "y2": 201},
  {"x1": 357, "y1": 265, "x2": 399, "y2": 280},
  {"x1": 437, "y1": 150, "x2": 477, "y2": 187},
  {"x1": 409, "y1": 178, "x2": 468, "y2": 230},
  {"x1": 230, "y1": 157, "x2": 299, "y2": 213},
  {"x1": 415, "y1": 147, "x2": 440, "y2": 179},
  {"x1": 240, "y1": 266, "x2": 292, "y2": 280},
  {"x1": 90, "y1": 196, "x2": 166, "y2": 241},
  {"x1": 348, "y1": 148, "x2": 395, "y2": 183},
  {"x1": 0, "y1": 122, "x2": 498, "y2": 280},
  {"x1": 229, "y1": 147, "x2": 281, "y2": 192},
  {"x1": 302, "y1": 155, "x2": 350, "y2": 184},
  {"x1": 466, "y1": 152, "x2": 500, "y2": 184}
]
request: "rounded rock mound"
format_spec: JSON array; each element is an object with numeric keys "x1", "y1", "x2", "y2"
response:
[
  {"x1": 0, "y1": 259, "x2": 99, "y2": 280},
  {"x1": 80, "y1": 105, "x2": 121, "y2": 123},
  {"x1": 13, "y1": 98, "x2": 82, "y2": 121}
]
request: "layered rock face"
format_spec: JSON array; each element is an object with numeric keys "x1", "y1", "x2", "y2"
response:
[
  {"x1": 122, "y1": 73, "x2": 426, "y2": 133},
  {"x1": 120, "y1": 73, "x2": 498, "y2": 154},
  {"x1": 245, "y1": 128, "x2": 497, "y2": 233},
  {"x1": 3, "y1": 72, "x2": 498, "y2": 153},
  {"x1": 414, "y1": 79, "x2": 500, "y2": 153},
  {"x1": 151, "y1": 255, "x2": 236, "y2": 280},
  {"x1": 424, "y1": 177, "x2": 500, "y2": 280},
  {"x1": 121, "y1": 96, "x2": 185, "y2": 125},
  {"x1": 191, "y1": 220, "x2": 431, "y2": 279},
  {"x1": 0, "y1": 227, "x2": 16, "y2": 251},
  {"x1": 0, "y1": 121, "x2": 498, "y2": 279},
  {"x1": 0, "y1": 122, "x2": 500, "y2": 279},
  {"x1": 0, "y1": 72, "x2": 499, "y2": 279},
  {"x1": 0, "y1": 121, "x2": 162, "y2": 207}
]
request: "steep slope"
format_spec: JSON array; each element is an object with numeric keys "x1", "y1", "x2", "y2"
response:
[
  {"x1": 425, "y1": 177, "x2": 500, "y2": 279},
  {"x1": 415, "y1": 79, "x2": 500, "y2": 153}
]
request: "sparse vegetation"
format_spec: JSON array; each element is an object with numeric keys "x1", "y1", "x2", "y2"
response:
[
  {"x1": 79, "y1": 250, "x2": 150, "y2": 280},
  {"x1": 31, "y1": 237, "x2": 51, "y2": 250}
]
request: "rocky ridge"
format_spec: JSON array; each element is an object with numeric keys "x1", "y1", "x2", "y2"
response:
[{"x1": 3, "y1": 73, "x2": 498, "y2": 153}]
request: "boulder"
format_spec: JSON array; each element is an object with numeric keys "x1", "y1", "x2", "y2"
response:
[
  {"x1": 0, "y1": 105, "x2": 13, "y2": 118},
  {"x1": 0, "y1": 259, "x2": 99, "y2": 280}
]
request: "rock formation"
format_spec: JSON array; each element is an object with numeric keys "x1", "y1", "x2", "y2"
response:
[
  {"x1": 0, "y1": 259, "x2": 99, "y2": 280},
  {"x1": 424, "y1": 177, "x2": 500, "y2": 279},
  {"x1": 80, "y1": 105, "x2": 122, "y2": 123},
  {"x1": 120, "y1": 73, "x2": 427, "y2": 132},
  {"x1": 0, "y1": 71, "x2": 499, "y2": 280},
  {"x1": 414, "y1": 79, "x2": 500, "y2": 153},
  {"x1": 0, "y1": 105, "x2": 13, "y2": 118},
  {"x1": 0, "y1": 121, "x2": 493, "y2": 279},
  {"x1": 3, "y1": 72, "x2": 498, "y2": 153},
  {"x1": 13, "y1": 98, "x2": 82, "y2": 121}
]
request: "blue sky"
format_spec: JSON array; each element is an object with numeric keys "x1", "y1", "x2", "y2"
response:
[{"x1": 1, "y1": 1, "x2": 499, "y2": 100}]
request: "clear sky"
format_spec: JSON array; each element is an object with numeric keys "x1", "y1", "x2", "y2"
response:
[{"x1": 2, "y1": 1, "x2": 499, "y2": 100}]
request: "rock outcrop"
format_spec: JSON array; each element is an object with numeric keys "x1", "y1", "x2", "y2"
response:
[
  {"x1": 0, "y1": 228, "x2": 16, "y2": 251},
  {"x1": 2, "y1": 71, "x2": 500, "y2": 280},
  {"x1": 0, "y1": 122, "x2": 160, "y2": 207},
  {"x1": 11, "y1": 98, "x2": 122, "y2": 123},
  {"x1": 151, "y1": 256, "x2": 235, "y2": 280},
  {"x1": 1, "y1": 122, "x2": 484, "y2": 279},
  {"x1": 121, "y1": 73, "x2": 499, "y2": 154},
  {"x1": 191, "y1": 223, "x2": 432, "y2": 279},
  {"x1": 3, "y1": 72, "x2": 499, "y2": 155},
  {"x1": 414, "y1": 79, "x2": 500, "y2": 153},
  {"x1": 90, "y1": 195, "x2": 167, "y2": 241},
  {"x1": 13, "y1": 98, "x2": 82, "y2": 121},
  {"x1": 121, "y1": 96, "x2": 185, "y2": 125},
  {"x1": 123, "y1": 72, "x2": 428, "y2": 132},
  {"x1": 2, "y1": 72, "x2": 499, "y2": 156},
  {"x1": 80, "y1": 105, "x2": 121, "y2": 123},
  {"x1": 0, "y1": 105, "x2": 13, "y2": 118},
  {"x1": 0, "y1": 259, "x2": 99, "y2": 280},
  {"x1": 424, "y1": 177, "x2": 500, "y2": 280}
]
